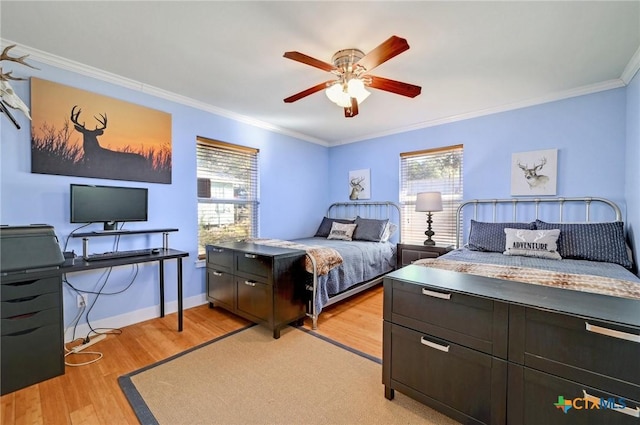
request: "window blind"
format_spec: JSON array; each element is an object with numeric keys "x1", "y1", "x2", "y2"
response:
[
  {"x1": 196, "y1": 137, "x2": 259, "y2": 258},
  {"x1": 399, "y1": 144, "x2": 463, "y2": 247}
]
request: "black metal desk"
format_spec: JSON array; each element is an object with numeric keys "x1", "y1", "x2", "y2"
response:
[{"x1": 61, "y1": 248, "x2": 189, "y2": 331}]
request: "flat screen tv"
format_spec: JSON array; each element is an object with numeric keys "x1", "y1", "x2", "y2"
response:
[{"x1": 70, "y1": 184, "x2": 148, "y2": 231}]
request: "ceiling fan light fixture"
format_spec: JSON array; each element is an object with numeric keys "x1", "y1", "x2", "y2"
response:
[
  {"x1": 325, "y1": 78, "x2": 370, "y2": 108},
  {"x1": 347, "y1": 78, "x2": 370, "y2": 103}
]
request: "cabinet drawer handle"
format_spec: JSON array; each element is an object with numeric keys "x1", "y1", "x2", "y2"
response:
[
  {"x1": 212, "y1": 271, "x2": 223, "y2": 277},
  {"x1": 421, "y1": 288, "x2": 451, "y2": 300},
  {"x1": 585, "y1": 322, "x2": 640, "y2": 343},
  {"x1": 420, "y1": 337, "x2": 450, "y2": 353},
  {"x1": 582, "y1": 390, "x2": 640, "y2": 418},
  {"x1": 244, "y1": 280, "x2": 256, "y2": 287},
  {"x1": 244, "y1": 253, "x2": 257, "y2": 259},
  {"x1": 211, "y1": 248, "x2": 224, "y2": 253}
]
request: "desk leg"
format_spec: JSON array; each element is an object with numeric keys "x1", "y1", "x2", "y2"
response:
[
  {"x1": 159, "y1": 260, "x2": 165, "y2": 318},
  {"x1": 177, "y1": 258, "x2": 183, "y2": 332}
]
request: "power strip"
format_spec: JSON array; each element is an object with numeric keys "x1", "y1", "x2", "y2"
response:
[{"x1": 72, "y1": 334, "x2": 106, "y2": 353}]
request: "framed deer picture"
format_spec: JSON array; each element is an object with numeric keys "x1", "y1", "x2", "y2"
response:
[
  {"x1": 511, "y1": 148, "x2": 557, "y2": 196},
  {"x1": 30, "y1": 78, "x2": 172, "y2": 184},
  {"x1": 348, "y1": 169, "x2": 371, "y2": 200}
]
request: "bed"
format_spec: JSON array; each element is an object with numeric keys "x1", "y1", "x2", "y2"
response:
[
  {"x1": 382, "y1": 197, "x2": 640, "y2": 424},
  {"x1": 248, "y1": 201, "x2": 400, "y2": 329},
  {"x1": 414, "y1": 196, "x2": 640, "y2": 298}
]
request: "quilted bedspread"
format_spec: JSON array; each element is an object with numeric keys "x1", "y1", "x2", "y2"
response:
[
  {"x1": 244, "y1": 238, "x2": 343, "y2": 276},
  {"x1": 414, "y1": 257, "x2": 640, "y2": 300}
]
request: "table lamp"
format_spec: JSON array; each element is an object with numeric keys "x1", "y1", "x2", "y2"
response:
[{"x1": 415, "y1": 192, "x2": 443, "y2": 246}]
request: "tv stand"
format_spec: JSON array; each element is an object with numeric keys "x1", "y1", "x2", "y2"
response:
[{"x1": 72, "y1": 228, "x2": 178, "y2": 259}]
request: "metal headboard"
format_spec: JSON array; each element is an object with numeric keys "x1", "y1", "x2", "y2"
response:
[
  {"x1": 327, "y1": 201, "x2": 402, "y2": 243},
  {"x1": 455, "y1": 197, "x2": 623, "y2": 249}
]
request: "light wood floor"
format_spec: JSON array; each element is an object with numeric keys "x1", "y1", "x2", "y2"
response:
[{"x1": 1, "y1": 285, "x2": 384, "y2": 425}]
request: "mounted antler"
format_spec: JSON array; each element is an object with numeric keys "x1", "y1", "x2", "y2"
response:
[
  {"x1": 0, "y1": 45, "x2": 38, "y2": 81},
  {"x1": 0, "y1": 44, "x2": 38, "y2": 127}
]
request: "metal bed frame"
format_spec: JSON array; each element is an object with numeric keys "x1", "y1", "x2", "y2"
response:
[
  {"x1": 455, "y1": 197, "x2": 623, "y2": 249},
  {"x1": 306, "y1": 201, "x2": 401, "y2": 329}
]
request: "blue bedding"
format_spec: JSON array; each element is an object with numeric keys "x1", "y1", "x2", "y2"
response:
[{"x1": 293, "y1": 237, "x2": 396, "y2": 314}]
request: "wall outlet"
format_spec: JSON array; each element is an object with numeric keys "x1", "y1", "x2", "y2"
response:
[{"x1": 77, "y1": 294, "x2": 88, "y2": 308}]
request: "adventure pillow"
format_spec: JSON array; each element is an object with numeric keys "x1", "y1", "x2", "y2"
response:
[
  {"x1": 327, "y1": 222, "x2": 358, "y2": 241},
  {"x1": 503, "y1": 228, "x2": 562, "y2": 260}
]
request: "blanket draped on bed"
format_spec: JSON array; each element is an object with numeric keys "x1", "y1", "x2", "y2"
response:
[
  {"x1": 244, "y1": 238, "x2": 343, "y2": 276},
  {"x1": 414, "y1": 258, "x2": 640, "y2": 300}
]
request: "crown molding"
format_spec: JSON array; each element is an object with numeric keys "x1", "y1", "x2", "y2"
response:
[
  {"x1": 333, "y1": 79, "x2": 627, "y2": 146},
  {"x1": 0, "y1": 39, "x2": 330, "y2": 147},
  {"x1": 3, "y1": 39, "x2": 636, "y2": 148},
  {"x1": 621, "y1": 44, "x2": 640, "y2": 84}
]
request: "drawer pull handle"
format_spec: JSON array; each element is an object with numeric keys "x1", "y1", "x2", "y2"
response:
[
  {"x1": 211, "y1": 248, "x2": 224, "y2": 253},
  {"x1": 212, "y1": 271, "x2": 223, "y2": 276},
  {"x1": 421, "y1": 288, "x2": 451, "y2": 300},
  {"x1": 583, "y1": 390, "x2": 640, "y2": 418},
  {"x1": 244, "y1": 253, "x2": 257, "y2": 259},
  {"x1": 244, "y1": 280, "x2": 256, "y2": 287},
  {"x1": 585, "y1": 322, "x2": 640, "y2": 343},
  {"x1": 420, "y1": 337, "x2": 450, "y2": 353}
]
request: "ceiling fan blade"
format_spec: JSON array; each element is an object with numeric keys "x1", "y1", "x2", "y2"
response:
[
  {"x1": 283, "y1": 51, "x2": 337, "y2": 72},
  {"x1": 367, "y1": 75, "x2": 422, "y2": 98},
  {"x1": 355, "y1": 36, "x2": 410, "y2": 72},
  {"x1": 284, "y1": 80, "x2": 334, "y2": 103},
  {"x1": 344, "y1": 97, "x2": 359, "y2": 118}
]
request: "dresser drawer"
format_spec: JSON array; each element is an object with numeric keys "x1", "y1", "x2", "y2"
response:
[
  {"x1": 206, "y1": 245, "x2": 233, "y2": 270},
  {"x1": 1, "y1": 276, "x2": 60, "y2": 301},
  {"x1": 514, "y1": 307, "x2": 640, "y2": 400},
  {"x1": 207, "y1": 269, "x2": 235, "y2": 310},
  {"x1": 1, "y1": 292, "x2": 60, "y2": 318},
  {"x1": 386, "y1": 279, "x2": 508, "y2": 357},
  {"x1": 509, "y1": 366, "x2": 640, "y2": 425},
  {"x1": 236, "y1": 276, "x2": 272, "y2": 322},
  {"x1": 386, "y1": 322, "x2": 507, "y2": 425},
  {"x1": 1, "y1": 307, "x2": 60, "y2": 336},
  {"x1": 1, "y1": 323, "x2": 63, "y2": 395},
  {"x1": 235, "y1": 252, "x2": 272, "y2": 281}
]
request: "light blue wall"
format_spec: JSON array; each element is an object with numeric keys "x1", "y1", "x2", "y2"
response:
[
  {"x1": 329, "y1": 89, "x2": 628, "y2": 213},
  {"x1": 1, "y1": 57, "x2": 637, "y2": 333},
  {"x1": 626, "y1": 71, "x2": 640, "y2": 268},
  {"x1": 0, "y1": 61, "x2": 329, "y2": 330}
]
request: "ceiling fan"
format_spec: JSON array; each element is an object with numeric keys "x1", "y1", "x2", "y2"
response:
[{"x1": 283, "y1": 36, "x2": 421, "y2": 118}]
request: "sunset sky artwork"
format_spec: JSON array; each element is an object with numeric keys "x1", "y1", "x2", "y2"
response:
[{"x1": 31, "y1": 78, "x2": 171, "y2": 153}]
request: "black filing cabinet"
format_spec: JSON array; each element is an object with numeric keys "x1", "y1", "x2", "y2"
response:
[{"x1": 1, "y1": 269, "x2": 64, "y2": 395}]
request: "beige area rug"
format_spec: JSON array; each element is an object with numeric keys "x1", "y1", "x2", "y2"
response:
[{"x1": 119, "y1": 325, "x2": 460, "y2": 425}]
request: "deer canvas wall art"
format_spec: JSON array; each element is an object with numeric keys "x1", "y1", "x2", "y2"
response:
[
  {"x1": 30, "y1": 78, "x2": 172, "y2": 184},
  {"x1": 348, "y1": 169, "x2": 371, "y2": 200},
  {"x1": 511, "y1": 149, "x2": 557, "y2": 196}
]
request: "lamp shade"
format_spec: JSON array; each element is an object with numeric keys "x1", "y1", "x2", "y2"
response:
[{"x1": 415, "y1": 192, "x2": 443, "y2": 212}]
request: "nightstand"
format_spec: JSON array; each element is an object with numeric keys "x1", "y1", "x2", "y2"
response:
[{"x1": 396, "y1": 243, "x2": 453, "y2": 268}]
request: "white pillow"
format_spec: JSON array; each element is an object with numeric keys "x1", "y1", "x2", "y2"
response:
[
  {"x1": 327, "y1": 222, "x2": 357, "y2": 241},
  {"x1": 503, "y1": 228, "x2": 562, "y2": 260}
]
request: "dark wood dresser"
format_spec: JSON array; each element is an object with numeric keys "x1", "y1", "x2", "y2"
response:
[
  {"x1": 206, "y1": 242, "x2": 306, "y2": 338},
  {"x1": 383, "y1": 265, "x2": 640, "y2": 425}
]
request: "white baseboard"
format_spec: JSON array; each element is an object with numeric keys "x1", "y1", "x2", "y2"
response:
[{"x1": 64, "y1": 293, "x2": 209, "y2": 342}]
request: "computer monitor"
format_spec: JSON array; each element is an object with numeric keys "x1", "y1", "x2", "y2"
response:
[{"x1": 70, "y1": 184, "x2": 148, "y2": 231}]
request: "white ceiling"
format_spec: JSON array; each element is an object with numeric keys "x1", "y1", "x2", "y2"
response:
[{"x1": 1, "y1": 1, "x2": 639, "y2": 146}]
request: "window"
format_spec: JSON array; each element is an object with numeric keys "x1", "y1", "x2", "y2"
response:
[
  {"x1": 399, "y1": 144, "x2": 463, "y2": 246},
  {"x1": 196, "y1": 137, "x2": 259, "y2": 258}
]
